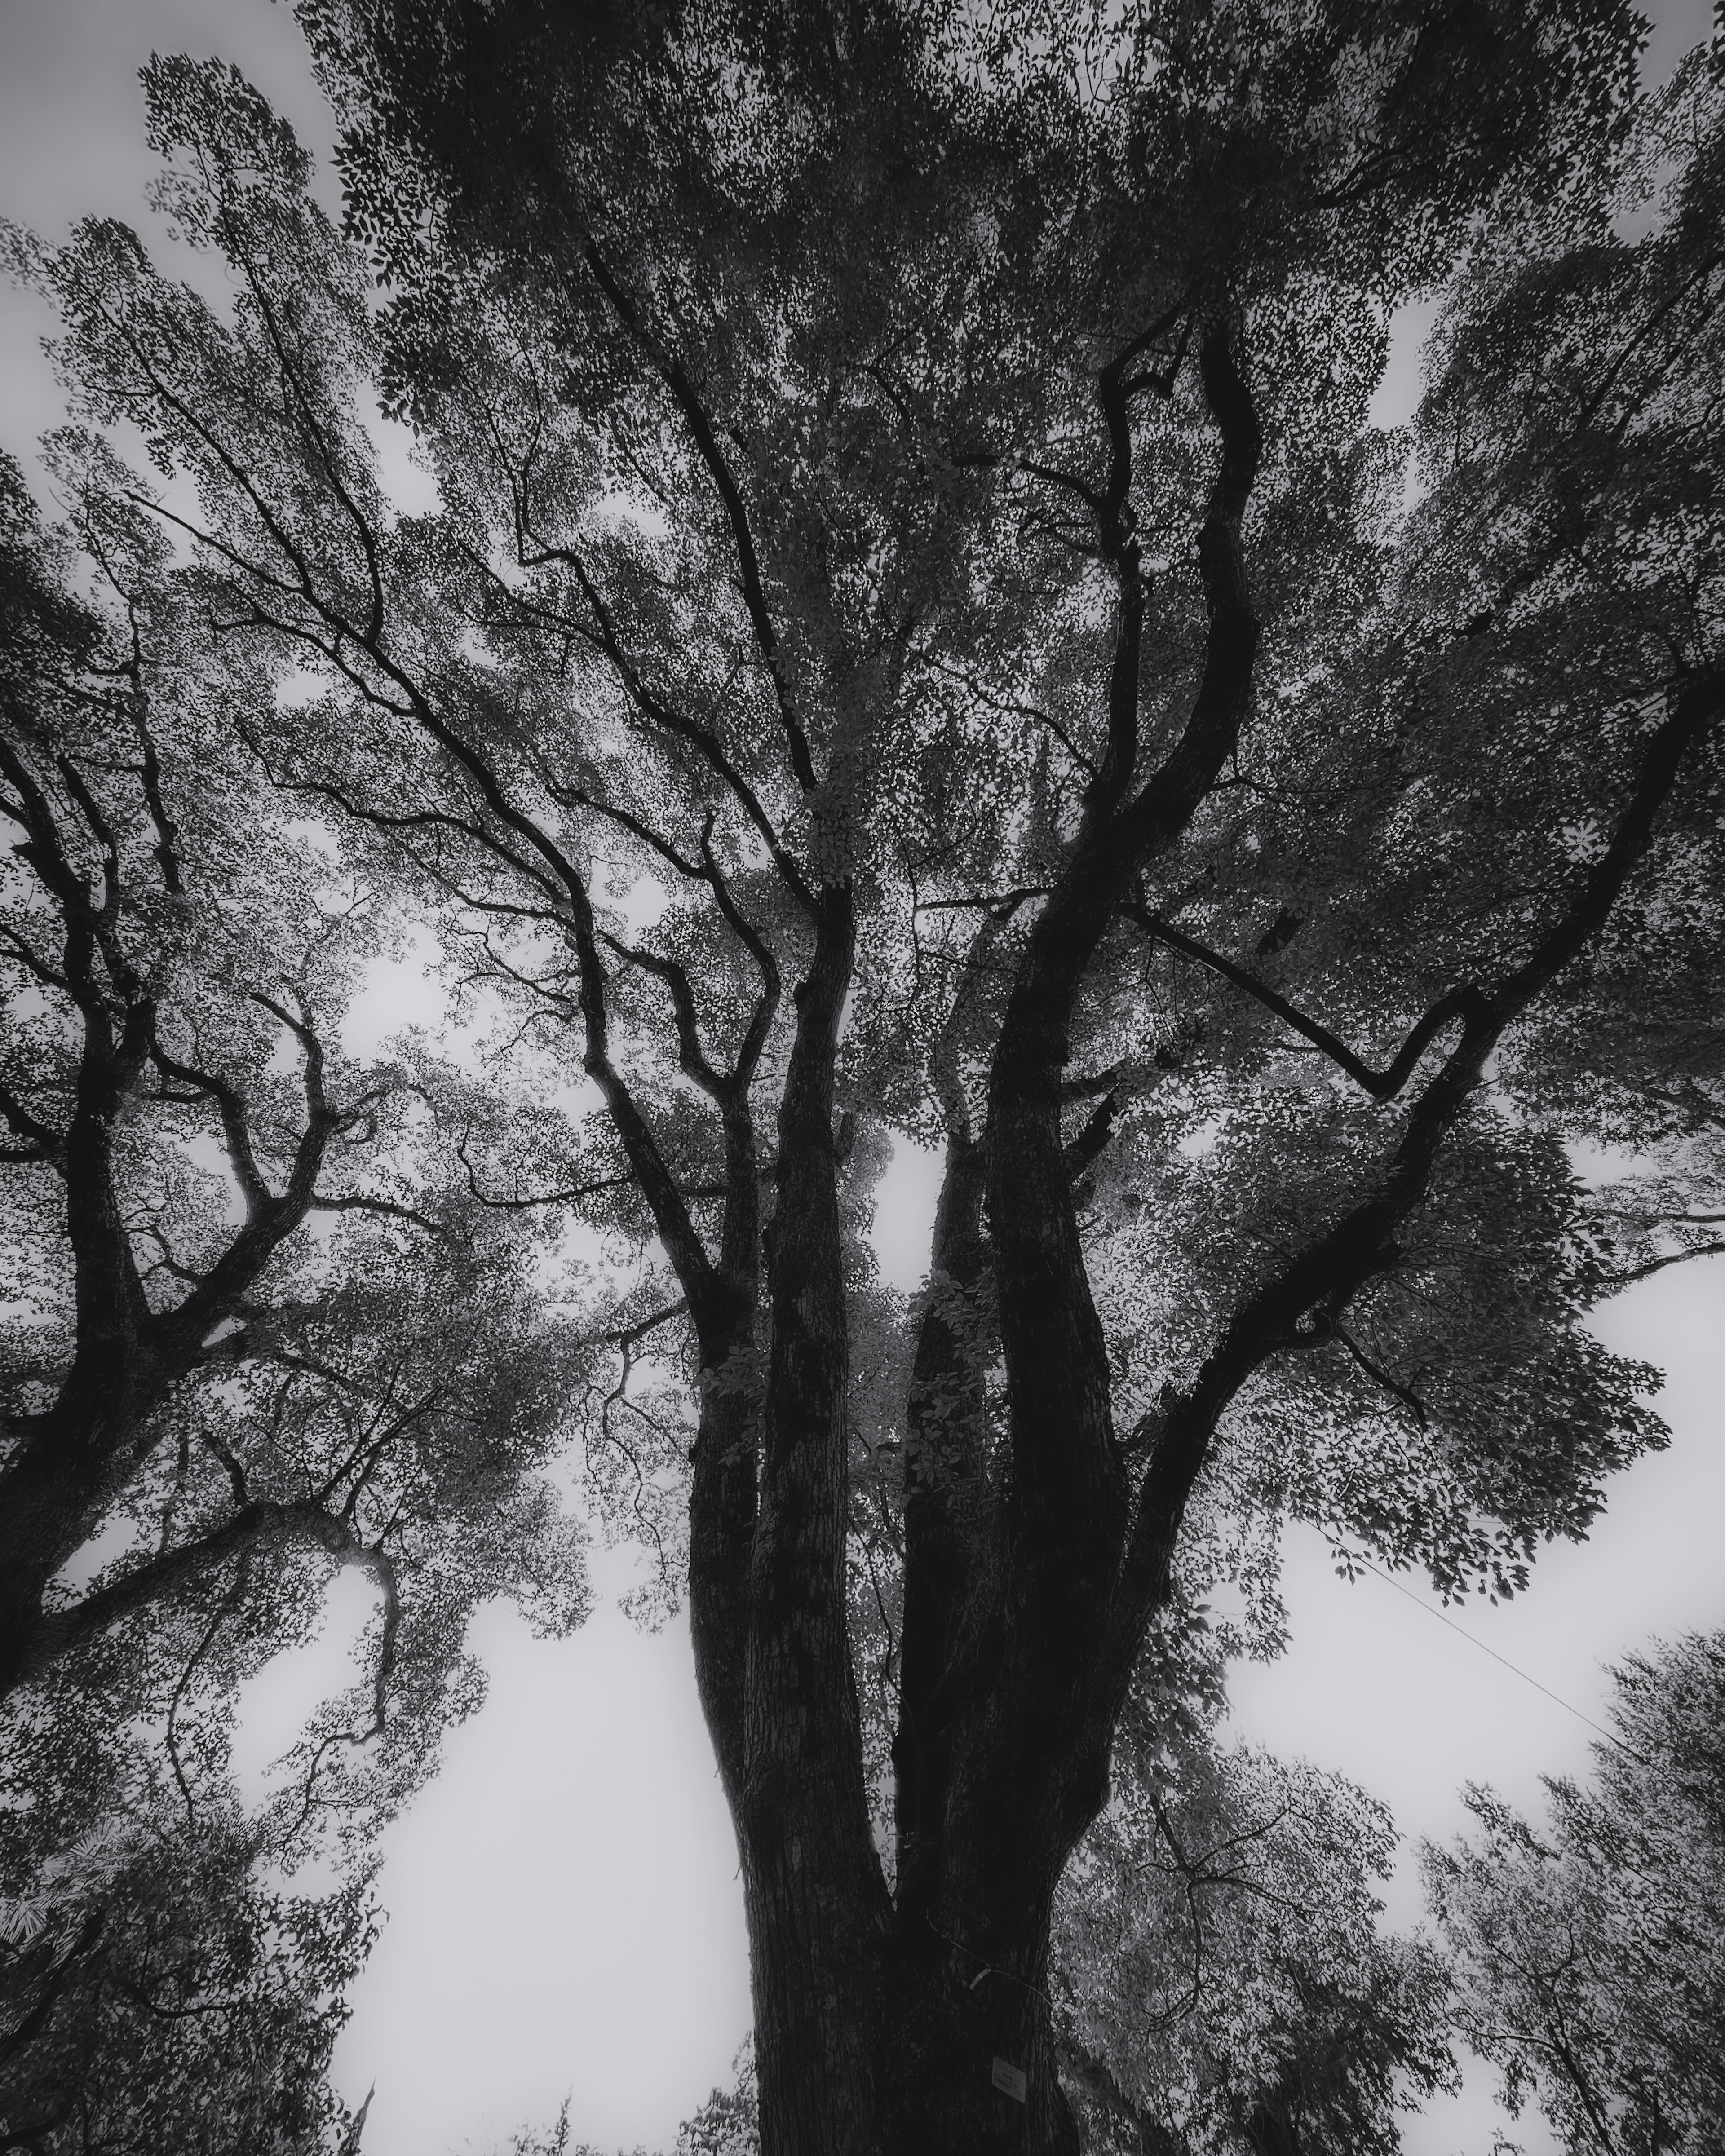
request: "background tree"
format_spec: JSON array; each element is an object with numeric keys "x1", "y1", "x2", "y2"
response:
[
  {"x1": 8, "y1": 7, "x2": 1723, "y2": 2149},
  {"x1": 0, "y1": 1809, "x2": 375, "y2": 2156},
  {"x1": 1423, "y1": 1628, "x2": 1725, "y2": 2156},
  {"x1": 0, "y1": 280, "x2": 600, "y2": 2152},
  {"x1": 1053, "y1": 1618, "x2": 1455, "y2": 2156},
  {"x1": 0, "y1": 437, "x2": 485, "y2": 1696}
]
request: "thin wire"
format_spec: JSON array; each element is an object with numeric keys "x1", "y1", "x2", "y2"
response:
[
  {"x1": 1342, "y1": 1546, "x2": 1645, "y2": 1764},
  {"x1": 924, "y1": 1919, "x2": 1054, "y2": 2012}
]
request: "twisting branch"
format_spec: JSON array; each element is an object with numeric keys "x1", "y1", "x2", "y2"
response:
[
  {"x1": 532, "y1": 539, "x2": 816, "y2": 915},
  {"x1": 602, "y1": 932, "x2": 731, "y2": 1099},
  {"x1": 1123, "y1": 901, "x2": 1482, "y2": 1102},
  {"x1": 1596, "y1": 1240, "x2": 1725, "y2": 1287},
  {"x1": 119, "y1": 602, "x2": 184, "y2": 894},
  {"x1": 1332, "y1": 1323, "x2": 1429, "y2": 1428},
  {"x1": 310, "y1": 1193, "x2": 455, "y2": 1241},
  {"x1": 589, "y1": 1304, "x2": 687, "y2": 1576},
  {"x1": 149, "y1": 1043, "x2": 272, "y2": 1220},
  {"x1": 546, "y1": 779, "x2": 708, "y2": 883},
  {"x1": 0, "y1": 1081, "x2": 62, "y2": 1164},
  {"x1": 452, "y1": 1125, "x2": 631, "y2": 1212},
  {"x1": 1113, "y1": 665, "x2": 1725, "y2": 1661},
  {"x1": 917, "y1": 650, "x2": 1099, "y2": 778},
  {"x1": 605, "y1": 1299, "x2": 690, "y2": 1349}
]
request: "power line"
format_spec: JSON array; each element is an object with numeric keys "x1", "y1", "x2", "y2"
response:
[{"x1": 1339, "y1": 1545, "x2": 1643, "y2": 1763}]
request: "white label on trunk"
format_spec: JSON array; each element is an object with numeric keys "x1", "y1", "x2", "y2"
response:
[{"x1": 991, "y1": 2056, "x2": 1027, "y2": 2103}]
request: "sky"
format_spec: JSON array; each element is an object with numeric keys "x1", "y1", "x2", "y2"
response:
[{"x1": 0, "y1": 3, "x2": 1719, "y2": 2151}]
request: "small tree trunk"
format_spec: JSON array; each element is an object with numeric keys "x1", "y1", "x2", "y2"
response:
[{"x1": 0, "y1": 1357, "x2": 154, "y2": 1695}]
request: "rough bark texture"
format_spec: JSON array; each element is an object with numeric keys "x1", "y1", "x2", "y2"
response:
[{"x1": 741, "y1": 886, "x2": 892, "y2": 2155}]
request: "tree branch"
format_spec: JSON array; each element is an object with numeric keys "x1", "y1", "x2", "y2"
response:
[
  {"x1": 581, "y1": 238, "x2": 818, "y2": 795},
  {"x1": 1124, "y1": 901, "x2": 1480, "y2": 1101}
]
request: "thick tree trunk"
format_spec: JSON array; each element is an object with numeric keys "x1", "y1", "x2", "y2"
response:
[
  {"x1": 740, "y1": 1867, "x2": 1084, "y2": 2154},
  {"x1": 895, "y1": 1127, "x2": 991, "y2": 1932},
  {"x1": 696, "y1": 333, "x2": 1273, "y2": 2156},
  {"x1": 876, "y1": 1930, "x2": 1082, "y2": 2156},
  {"x1": 736, "y1": 1073, "x2": 1110, "y2": 2152}
]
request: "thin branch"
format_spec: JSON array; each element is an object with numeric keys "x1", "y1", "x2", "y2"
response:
[
  {"x1": 1597, "y1": 1240, "x2": 1725, "y2": 1287},
  {"x1": 545, "y1": 541, "x2": 815, "y2": 915},
  {"x1": 453, "y1": 1126, "x2": 632, "y2": 1212},
  {"x1": 286, "y1": 1542, "x2": 400, "y2": 1834},
  {"x1": 164, "y1": 1554, "x2": 251, "y2": 1830},
  {"x1": 310, "y1": 1193, "x2": 455, "y2": 1242},
  {"x1": 581, "y1": 238, "x2": 818, "y2": 795},
  {"x1": 1332, "y1": 1323, "x2": 1429, "y2": 1427},
  {"x1": 601, "y1": 932, "x2": 730, "y2": 1100},
  {"x1": 1125, "y1": 900, "x2": 1480, "y2": 1102}
]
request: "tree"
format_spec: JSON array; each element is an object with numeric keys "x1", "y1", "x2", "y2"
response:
[
  {"x1": 1423, "y1": 1628, "x2": 1725, "y2": 2156},
  {"x1": 0, "y1": 1178, "x2": 591, "y2": 2152},
  {"x1": 1053, "y1": 1618, "x2": 1455, "y2": 2156},
  {"x1": 0, "y1": 1809, "x2": 375, "y2": 2155},
  {"x1": 0, "y1": 413, "x2": 595, "y2": 1696},
  {"x1": 0, "y1": 329, "x2": 597, "y2": 2154},
  {"x1": 9, "y1": 7, "x2": 1723, "y2": 2148}
]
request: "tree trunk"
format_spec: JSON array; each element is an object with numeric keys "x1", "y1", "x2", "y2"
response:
[
  {"x1": 742, "y1": 884, "x2": 890, "y2": 2152},
  {"x1": 734, "y1": 1086, "x2": 1111, "y2": 2152},
  {"x1": 0, "y1": 1095, "x2": 158, "y2": 1693},
  {"x1": 739, "y1": 1876, "x2": 1085, "y2": 2153}
]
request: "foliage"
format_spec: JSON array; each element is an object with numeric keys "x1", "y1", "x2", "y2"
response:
[
  {"x1": 0, "y1": 1803, "x2": 374, "y2": 2154},
  {"x1": 489, "y1": 2046, "x2": 758, "y2": 2156},
  {"x1": 1424, "y1": 1627, "x2": 1725, "y2": 2156},
  {"x1": 0, "y1": 418, "x2": 593, "y2": 1747},
  {"x1": 3, "y1": 1, "x2": 1723, "y2": 2146},
  {"x1": 1055, "y1": 1616, "x2": 1455, "y2": 2156},
  {"x1": 0, "y1": 178, "x2": 597, "y2": 2153}
]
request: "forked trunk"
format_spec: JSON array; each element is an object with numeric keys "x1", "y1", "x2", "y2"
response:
[{"x1": 732, "y1": 1093, "x2": 1114, "y2": 2153}]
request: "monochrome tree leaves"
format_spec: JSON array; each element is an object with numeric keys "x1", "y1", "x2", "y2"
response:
[
  {"x1": 1, "y1": 4, "x2": 1721, "y2": 2150},
  {"x1": 1425, "y1": 1629, "x2": 1725, "y2": 2156}
]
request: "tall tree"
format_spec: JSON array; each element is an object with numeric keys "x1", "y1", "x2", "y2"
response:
[
  {"x1": 11, "y1": 9, "x2": 1723, "y2": 2147},
  {"x1": 0, "y1": 433, "x2": 596, "y2": 2149},
  {"x1": 1424, "y1": 1628, "x2": 1725, "y2": 2156}
]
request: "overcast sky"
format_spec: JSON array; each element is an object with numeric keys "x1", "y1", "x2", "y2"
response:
[{"x1": 1, "y1": 3, "x2": 1720, "y2": 2151}]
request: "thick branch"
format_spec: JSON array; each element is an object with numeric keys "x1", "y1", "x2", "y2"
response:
[
  {"x1": 17, "y1": 1498, "x2": 359, "y2": 1683},
  {"x1": 1112, "y1": 666, "x2": 1725, "y2": 1657}
]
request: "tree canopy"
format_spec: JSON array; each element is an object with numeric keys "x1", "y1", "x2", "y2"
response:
[
  {"x1": 1, "y1": 2, "x2": 1722, "y2": 2150},
  {"x1": 1425, "y1": 1628, "x2": 1725, "y2": 2156}
]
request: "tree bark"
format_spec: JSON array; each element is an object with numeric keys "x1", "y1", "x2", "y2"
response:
[
  {"x1": 894, "y1": 1128, "x2": 993, "y2": 1934},
  {"x1": 739, "y1": 883, "x2": 893, "y2": 2154}
]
